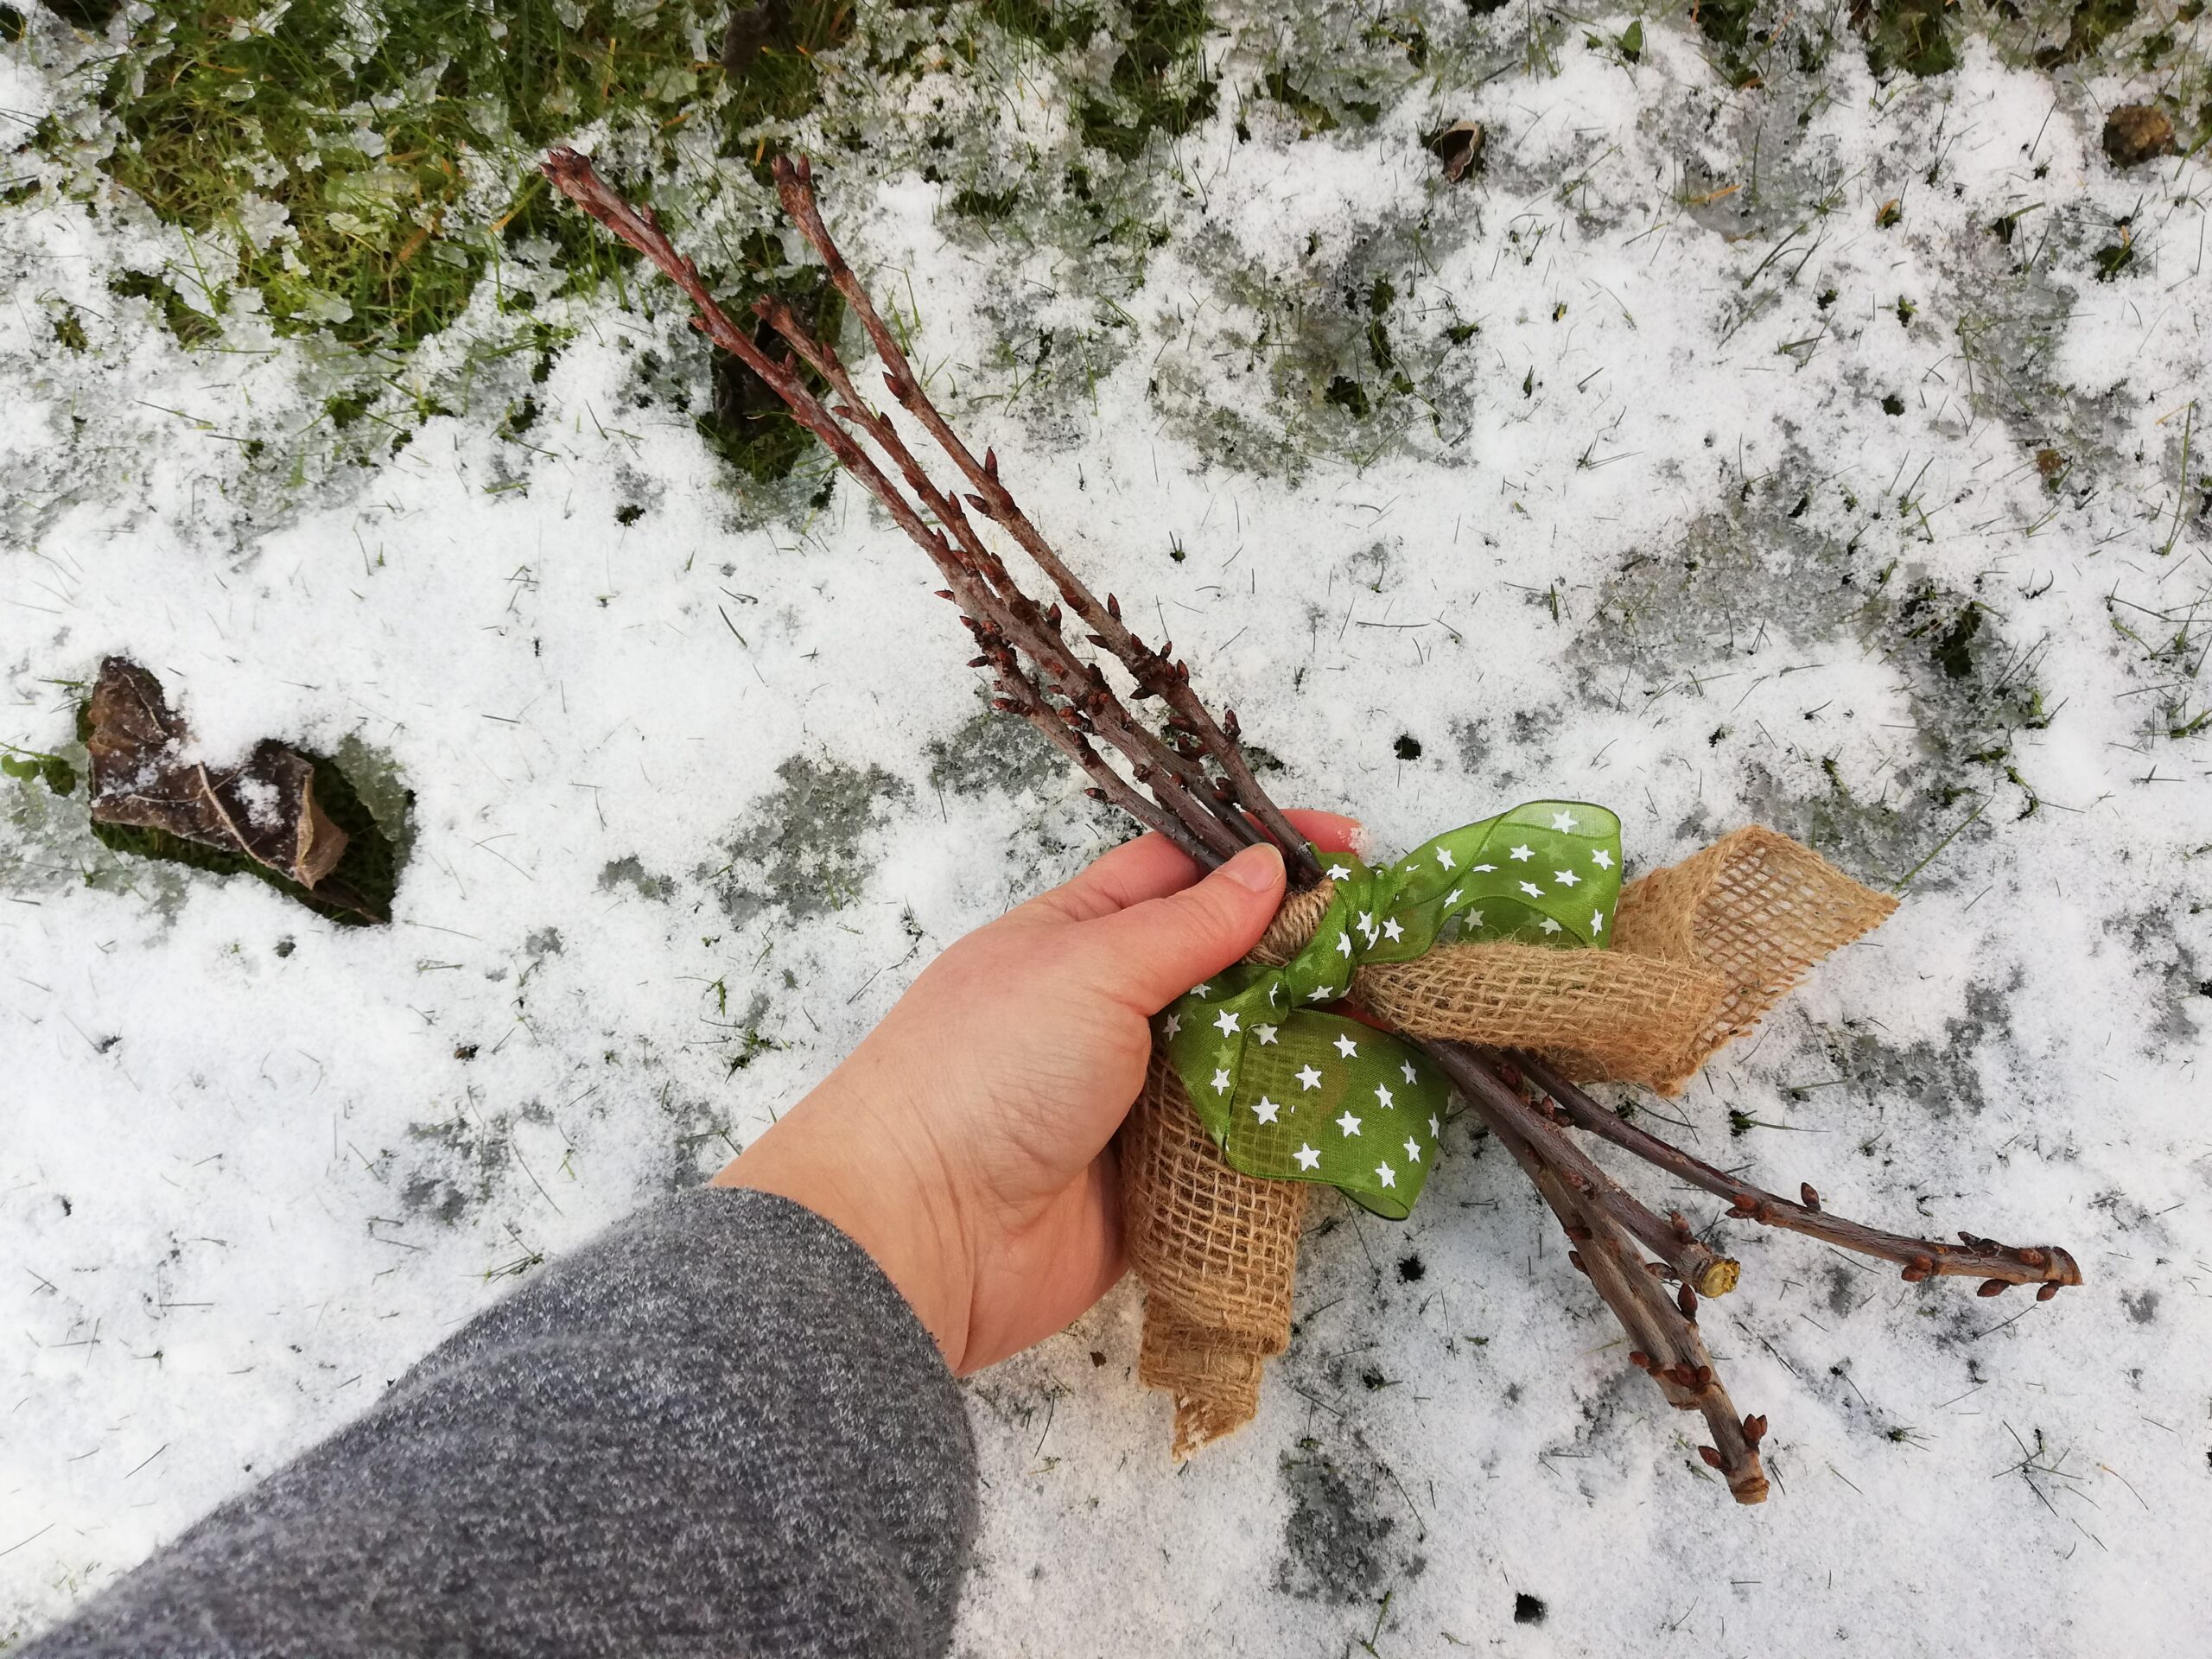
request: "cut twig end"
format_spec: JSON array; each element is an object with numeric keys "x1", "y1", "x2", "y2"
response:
[{"x1": 1694, "y1": 1257, "x2": 1742, "y2": 1298}]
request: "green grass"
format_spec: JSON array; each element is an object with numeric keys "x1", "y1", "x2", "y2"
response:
[
  {"x1": 80, "y1": 0, "x2": 847, "y2": 347},
  {"x1": 1073, "y1": 0, "x2": 1215, "y2": 158}
]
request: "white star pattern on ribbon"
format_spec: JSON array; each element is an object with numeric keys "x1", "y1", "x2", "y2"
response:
[{"x1": 1159, "y1": 800, "x2": 1621, "y2": 1217}]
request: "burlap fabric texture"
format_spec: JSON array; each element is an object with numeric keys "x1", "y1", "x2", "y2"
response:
[{"x1": 1116, "y1": 824, "x2": 1897, "y2": 1460}]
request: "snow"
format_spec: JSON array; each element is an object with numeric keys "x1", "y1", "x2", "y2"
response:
[{"x1": 4, "y1": 8, "x2": 2209, "y2": 1656}]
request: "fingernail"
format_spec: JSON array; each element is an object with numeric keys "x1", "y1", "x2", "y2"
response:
[
  {"x1": 1223, "y1": 842, "x2": 1284, "y2": 893},
  {"x1": 1344, "y1": 820, "x2": 1370, "y2": 858}
]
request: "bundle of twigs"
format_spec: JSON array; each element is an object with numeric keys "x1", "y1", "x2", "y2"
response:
[{"x1": 542, "y1": 148, "x2": 2080, "y2": 1503}]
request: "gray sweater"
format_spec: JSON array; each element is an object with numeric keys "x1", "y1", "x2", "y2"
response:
[{"x1": 21, "y1": 1188, "x2": 978, "y2": 1658}]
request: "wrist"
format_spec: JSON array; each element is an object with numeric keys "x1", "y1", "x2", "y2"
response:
[{"x1": 715, "y1": 1086, "x2": 977, "y2": 1370}]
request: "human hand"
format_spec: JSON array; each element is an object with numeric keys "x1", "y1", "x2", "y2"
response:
[{"x1": 716, "y1": 810, "x2": 1361, "y2": 1373}]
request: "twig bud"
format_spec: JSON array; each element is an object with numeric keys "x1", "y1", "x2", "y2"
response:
[
  {"x1": 985, "y1": 447, "x2": 1000, "y2": 480},
  {"x1": 935, "y1": 588, "x2": 956, "y2": 601},
  {"x1": 1677, "y1": 1284, "x2": 1699, "y2": 1320},
  {"x1": 1977, "y1": 1279, "x2": 2008, "y2": 1298},
  {"x1": 1628, "y1": 1350, "x2": 1651, "y2": 1370},
  {"x1": 2037, "y1": 1281, "x2": 2060, "y2": 1301},
  {"x1": 1743, "y1": 1414, "x2": 1767, "y2": 1445},
  {"x1": 1567, "y1": 1250, "x2": 1588, "y2": 1275},
  {"x1": 1800, "y1": 1182, "x2": 1821, "y2": 1211},
  {"x1": 1699, "y1": 1446, "x2": 1725, "y2": 1471},
  {"x1": 1224, "y1": 707, "x2": 1241, "y2": 740},
  {"x1": 1107, "y1": 594, "x2": 1122, "y2": 620}
]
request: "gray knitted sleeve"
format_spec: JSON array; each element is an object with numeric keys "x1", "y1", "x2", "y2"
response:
[{"x1": 21, "y1": 1186, "x2": 978, "y2": 1659}]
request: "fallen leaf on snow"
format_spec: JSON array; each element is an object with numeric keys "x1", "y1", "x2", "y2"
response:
[{"x1": 86, "y1": 656, "x2": 352, "y2": 895}]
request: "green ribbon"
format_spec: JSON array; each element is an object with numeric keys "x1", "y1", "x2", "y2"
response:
[{"x1": 1157, "y1": 801, "x2": 1622, "y2": 1219}]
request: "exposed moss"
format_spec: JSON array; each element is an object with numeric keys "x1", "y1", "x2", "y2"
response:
[
  {"x1": 695, "y1": 230, "x2": 847, "y2": 484},
  {"x1": 76, "y1": 1, "x2": 847, "y2": 350},
  {"x1": 985, "y1": 0, "x2": 1103, "y2": 52},
  {"x1": 1858, "y1": 0, "x2": 1959, "y2": 79},
  {"x1": 1077, "y1": 0, "x2": 1216, "y2": 158},
  {"x1": 108, "y1": 270, "x2": 221, "y2": 349},
  {"x1": 2037, "y1": 0, "x2": 2139, "y2": 66},
  {"x1": 927, "y1": 709, "x2": 1068, "y2": 798},
  {"x1": 1261, "y1": 67, "x2": 1337, "y2": 135},
  {"x1": 703, "y1": 753, "x2": 910, "y2": 926},
  {"x1": 950, "y1": 185, "x2": 1023, "y2": 220}
]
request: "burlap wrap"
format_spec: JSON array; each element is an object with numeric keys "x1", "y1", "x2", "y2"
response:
[{"x1": 1116, "y1": 824, "x2": 1896, "y2": 1459}]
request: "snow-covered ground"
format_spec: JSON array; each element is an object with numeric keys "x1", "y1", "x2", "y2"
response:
[{"x1": 4, "y1": 3, "x2": 2208, "y2": 1653}]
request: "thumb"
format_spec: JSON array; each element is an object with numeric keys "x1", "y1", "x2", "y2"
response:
[{"x1": 1072, "y1": 842, "x2": 1286, "y2": 1013}]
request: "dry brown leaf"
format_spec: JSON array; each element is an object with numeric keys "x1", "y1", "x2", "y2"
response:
[{"x1": 86, "y1": 657, "x2": 348, "y2": 890}]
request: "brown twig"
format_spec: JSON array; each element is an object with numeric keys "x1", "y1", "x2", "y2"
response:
[
  {"x1": 748, "y1": 295, "x2": 1255, "y2": 862},
  {"x1": 539, "y1": 149, "x2": 1224, "y2": 867},
  {"x1": 1431, "y1": 1043, "x2": 1769, "y2": 1503},
  {"x1": 768, "y1": 156, "x2": 1325, "y2": 887},
  {"x1": 1503, "y1": 1052, "x2": 2082, "y2": 1299}
]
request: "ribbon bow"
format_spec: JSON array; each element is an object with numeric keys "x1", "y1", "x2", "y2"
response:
[{"x1": 1157, "y1": 802, "x2": 1622, "y2": 1218}]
